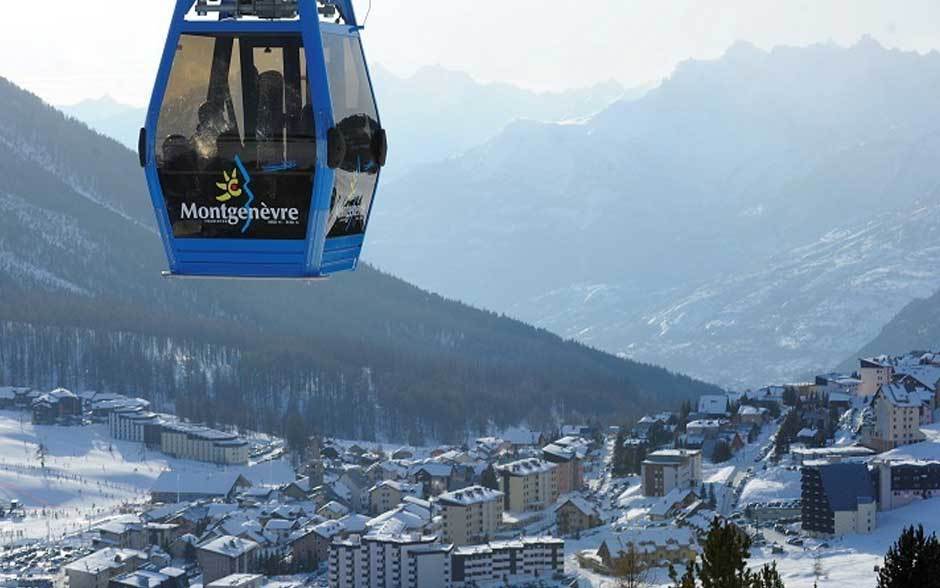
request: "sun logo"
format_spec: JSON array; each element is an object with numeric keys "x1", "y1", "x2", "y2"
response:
[{"x1": 216, "y1": 168, "x2": 243, "y2": 202}]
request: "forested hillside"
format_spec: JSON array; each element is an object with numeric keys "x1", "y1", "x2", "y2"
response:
[
  {"x1": 0, "y1": 76, "x2": 721, "y2": 443},
  {"x1": 845, "y1": 288, "x2": 940, "y2": 370}
]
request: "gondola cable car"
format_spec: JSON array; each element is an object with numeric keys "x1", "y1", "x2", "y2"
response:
[{"x1": 140, "y1": 0, "x2": 387, "y2": 278}]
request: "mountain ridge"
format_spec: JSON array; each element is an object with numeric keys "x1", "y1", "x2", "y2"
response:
[
  {"x1": 365, "y1": 39, "x2": 940, "y2": 389},
  {"x1": 0, "y1": 75, "x2": 720, "y2": 443}
]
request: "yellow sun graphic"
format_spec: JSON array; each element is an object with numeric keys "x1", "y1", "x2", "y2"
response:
[{"x1": 216, "y1": 168, "x2": 243, "y2": 202}]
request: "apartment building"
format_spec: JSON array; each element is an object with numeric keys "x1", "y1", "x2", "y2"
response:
[
  {"x1": 110, "y1": 407, "x2": 161, "y2": 443},
  {"x1": 495, "y1": 458, "x2": 559, "y2": 512},
  {"x1": 542, "y1": 436, "x2": 587, "y2": 495},
  {"x1": 451, "y1": 537, "x2": 564, "y2": 587},
  {"x1": 328, "y1": 533, "x2": 445, "y2": 588},
  {"x1": 641, "y1": 449, "x2": 702, "y2": 497},
  {"x1": 160, "y1": 422, "x2": 249, "y2": 465},
  {"x1": 438, "y1": 485, "x2": 504, "y2": 546},
  {"x1": 866, "y1": 383, "x2": 928, "y2": 452},
  {"x1": 801, "y1": 462, "x2": 877, "y2": 537},
  {"x1": 875, "y1": 460, "x2": 940, "y2": 511},
  {"x1": 859, "y1": 358, "x2": 895, "y2": 397}
]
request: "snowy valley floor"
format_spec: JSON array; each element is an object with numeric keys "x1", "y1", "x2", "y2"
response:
[{"x1": 0, "y1": 411, "x2": 292, "y2": 544}]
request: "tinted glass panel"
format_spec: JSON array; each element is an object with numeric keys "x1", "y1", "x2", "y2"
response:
[
  {"x1": 157, "y1": 34, "x2": 315, "y2": 239},
  {"x1": 322, "y1": 33, "x2": 379, "y2": 238}
]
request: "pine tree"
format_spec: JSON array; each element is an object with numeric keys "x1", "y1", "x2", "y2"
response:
[
  {"x1": 698, "y1": 518, "x2": 752, "y2": 588},
  {"x1": 712, "y1": 440, "x2": 733, "y2": 463},
  {"x1": 480, "y1": 465, "x2": 499, "y2": 491},
  {"x1": 668, "y1": 559, "x2": 697, "y2": 588},
  {"x1": 877, "y1": 525, "x2": 940, "y2": 588},
  {"x1": 751, "y1": 562, "x2": 786, "y2": 588},
  {"x1": 613, "y1": 431, "x2": 627, "y2": 476}
]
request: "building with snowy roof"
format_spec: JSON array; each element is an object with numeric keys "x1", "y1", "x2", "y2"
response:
[
  {"x1": 160, "y1": 422, "x2": 249, "y2": 465},
  {"x1": 329, "y1": 533, "x2": 445, "y2": 588},
  {"x1": 553, "y1": 494, "x2": 602, "y2": 535},
  {"x1": 641, "y1": 449, "x2": 702, "y2": 497},
  {"x1": 451, "y1": 537, "x2": 564, "y2": 587},
  {"x1": 197, "y1": 536, "x2": 260, "y2": 584},
  {"x1": 368, "y1": 480, "x2": 423, "y2": 515},
  {"x1": 874, "y1": 460, "x2": 940, "y2": 511},
  {"x1": 109, "y1": 567, "x2": 188, "y2": 588},
  {"x1": 150, "y1": 471, "x2": 251, "y2": 504},
  {"x1": 801, "y1": 462, "x2": 876, "y2": 537},
  {"x1": 206, "y1": 574, "x2": 264, "y2": 588},
  {"x1": 866, "y1": 382, "x2": 930, "y2": 452},
  {"x1": 597, "y1": 528, "x2": 697, "y2": 572},
  {"x1": 697, "y1": 395, "x2": 729, "y2": 417},
  {"x1": 542, "y1": 437, "x2": 588, "y2": 495},
  {"x1": 495, "y1": 458, "x2": 559, "y2": 512},
  {"x1": 31, "y1": 387, "x2": 82, "y2": 425},
  {"x1": 64, "y1": 548, "x2": 148, "y2": 588},
  {"x1": 438, "y1": 485, "x2": 504, "y2": 546}
]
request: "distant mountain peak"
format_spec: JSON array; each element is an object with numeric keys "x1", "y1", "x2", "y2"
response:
[
  {"x1": 724, "y1": 40, "x2": 766, "y2": 62},
  {"x1": 854, "y1": 34, "x2": 885, "y2": 51}
]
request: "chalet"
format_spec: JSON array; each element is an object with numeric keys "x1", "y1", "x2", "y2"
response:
[
  {"x1": 410, "y1": 462, "x2": 454, "y2": 497},
  {"x1": 282, "y1": 477, "x2": 314, "y2": 502},
  {"x1": 31, "y1": 388, "x2": 82, "y2": 425},
  {"x1": 317, "y1": 500, "x2": 351, "y2": 520},
  {"x1": 648, "y1": 488, "x2": 699, "y2": 521},
  {"x1": 553, "y1": 495, "x2": 602, "y2": 535},
  {"x1": 598, "y1": 528, "x2": 698, "y2": 572}
]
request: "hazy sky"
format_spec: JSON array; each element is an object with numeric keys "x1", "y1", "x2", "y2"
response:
[{"x1": 1, "y1": 0, "x2": 938, "y2": 106}]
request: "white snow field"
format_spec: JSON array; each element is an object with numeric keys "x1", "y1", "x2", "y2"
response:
[{"x1": 0, "y1": 411, "x2": 293, "y2": 543}]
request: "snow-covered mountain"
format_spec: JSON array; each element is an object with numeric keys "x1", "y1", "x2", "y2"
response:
[
  {"x1": 58, "y1": 65, "x2": 636, "y2": 176},
  {"x1": 0, "y1": 75, "x2": 723, "y2": 443},
  {"x1": 60, "y1": 95, "x2": 146, "y2": 149},
  {"x1": 366, "y1": 38, "x2": 940, "y2": 388}
]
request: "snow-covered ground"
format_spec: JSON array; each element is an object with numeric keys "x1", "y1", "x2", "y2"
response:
[
  {"x1": 751, "y1": 497, "x2": 940, "y2": 588},
  {"x1": 0, "y1": 411, "x2": 294, "y2": 543},
  {"x1": 739, "y1": 465, "x2": 802, "y2": 504}
]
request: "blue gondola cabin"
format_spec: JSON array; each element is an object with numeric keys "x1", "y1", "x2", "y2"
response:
[{"x1": 141, "y1": 0, "x2": 386, "y2": 278}]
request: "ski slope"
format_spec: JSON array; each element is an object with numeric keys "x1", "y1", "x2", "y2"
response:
[{"x1": 0, "y1": 411, "x2": 293, "y2": 543}]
